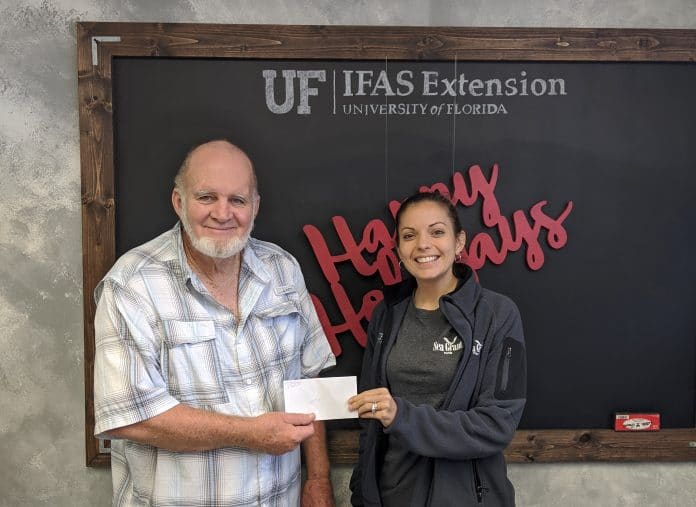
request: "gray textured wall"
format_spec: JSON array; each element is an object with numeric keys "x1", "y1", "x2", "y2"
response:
[{"x1": 1, "y1": 1, "x2": 695, "y2": 506}]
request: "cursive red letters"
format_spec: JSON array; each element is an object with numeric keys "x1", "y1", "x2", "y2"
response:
[{"x1": 304, "y1": 163, "x2": 573, "y2": 355}]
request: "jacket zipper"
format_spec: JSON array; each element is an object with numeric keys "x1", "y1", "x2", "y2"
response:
[
  {"x1": 370, "y1": 331, "x2": 384, "y2": 385},
  {"x1": 473, "y1": 460, "x2": 488, "y2": 503},
  {"x1": 500, "y1": 345, "x2": 512, "y2": 393},
  {"x1": 375, "y1": 305, "x2": 397, "y2": 387},
  {"x1": 439, "y1": 299, "x2": 476, "y2": 408}
]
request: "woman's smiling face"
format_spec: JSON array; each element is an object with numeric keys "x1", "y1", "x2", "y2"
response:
[{"x1": 396, "y1": 199, "x2": 466, "y2": 288}]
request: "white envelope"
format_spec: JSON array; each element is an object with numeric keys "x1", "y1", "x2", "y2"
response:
[{"x1": 283, "y1": 376, "x2": 358, "y2": 421}]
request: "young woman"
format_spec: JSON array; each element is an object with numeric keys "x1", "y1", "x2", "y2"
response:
[{"x1": 349, "y1": 191, "x2": 526, "y2": 507}]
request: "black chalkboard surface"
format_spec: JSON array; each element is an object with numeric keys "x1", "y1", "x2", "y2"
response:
[
  {"x1": 78, "y1": 23, "x2": 696, "y2": 465},
  {"x1": 113, "y1": 57, "x2": 696, "y2": 429}
]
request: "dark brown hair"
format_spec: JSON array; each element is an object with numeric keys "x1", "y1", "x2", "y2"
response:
[{"x1": 394, "y1": 191, "x2": 464, "y2": 245}]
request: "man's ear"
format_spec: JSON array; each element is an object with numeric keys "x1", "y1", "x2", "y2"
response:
[
  {"x1": 253, "y1": 195, "x2": 261, "y2": 219},
  {"x1": 172, "y1": 188, "x2": 183, "y2": 217}
]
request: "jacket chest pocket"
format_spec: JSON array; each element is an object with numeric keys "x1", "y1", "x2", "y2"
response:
[
  {"x1": 161, "y1": 319, "x2": 228, "y2": 406},
  {"x1": 494, "y1": 336, "x2": 525, "y2": 400}
]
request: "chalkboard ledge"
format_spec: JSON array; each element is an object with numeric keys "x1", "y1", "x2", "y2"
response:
[{"x1": 327, "y1": 428, "x2": 696, "y2": 463}]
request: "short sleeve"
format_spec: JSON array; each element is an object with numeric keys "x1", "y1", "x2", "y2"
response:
[{"x1": 93, "y1": 280, "x2": 179, "y2": 437}]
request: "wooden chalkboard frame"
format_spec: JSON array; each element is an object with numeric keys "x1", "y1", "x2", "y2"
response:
[{"x1": 77, "y1": 22, "x2": 696, "y2": 467}]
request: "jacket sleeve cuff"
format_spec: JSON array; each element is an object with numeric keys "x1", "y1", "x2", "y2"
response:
[{"x1": 383, "y1": 396, "x2": 405, "y2": 435}]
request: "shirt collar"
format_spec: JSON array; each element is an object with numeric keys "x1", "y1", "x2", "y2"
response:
[
  {"x1": 171, "y1": 222, "x2": 198, "y2": 288},
  {"x1": 240, "y1": 237, "x2": 271, "y2": 285}
]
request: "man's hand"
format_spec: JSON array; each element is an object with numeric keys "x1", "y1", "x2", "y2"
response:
[
  {"x1": 250, "y1": 412, "x2": 316, "y2": 455},
  {"x1": 301, "y1": 477, "x2": 335, "y2": 507}
]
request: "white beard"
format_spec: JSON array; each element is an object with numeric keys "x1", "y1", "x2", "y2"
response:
[{"x1": 179, "y1": 202, "x2": 253, "y2": 259}]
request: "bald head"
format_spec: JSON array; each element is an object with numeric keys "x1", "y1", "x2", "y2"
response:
[{"x1": 174, "y1": 140, "x2": 258, "y2": 197}]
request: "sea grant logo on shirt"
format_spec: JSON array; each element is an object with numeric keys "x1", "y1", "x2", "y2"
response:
[{"x1": 433, "y1": 335, "x2": 463, "y2": 355}]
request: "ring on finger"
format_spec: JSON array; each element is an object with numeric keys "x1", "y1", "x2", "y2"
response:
[{"x1": 371, "y1": 402, "x2": 378, "y2": 415}]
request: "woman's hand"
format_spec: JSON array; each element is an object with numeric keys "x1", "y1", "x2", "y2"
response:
[{"x1": 349, "y1": 388, "x2": 398, "y2": 428}]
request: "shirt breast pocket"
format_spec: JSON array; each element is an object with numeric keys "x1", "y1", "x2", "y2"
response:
[
  {"x1": 258, "y1": 297, "x2": 307, "y2": 368},
  {"x1": 161, "y1": 319, "x2": 228, "y2": 406}
]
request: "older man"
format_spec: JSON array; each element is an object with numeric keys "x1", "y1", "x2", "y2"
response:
[{"x1": 93, "y1": 140, "x2": 336, "y2": 506}]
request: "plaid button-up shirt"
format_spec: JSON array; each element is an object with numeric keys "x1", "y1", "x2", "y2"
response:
[{"x1": 94, "y1": 224, "x2": 336, "y2": 506}]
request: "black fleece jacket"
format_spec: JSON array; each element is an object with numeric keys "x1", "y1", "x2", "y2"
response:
[{"x1": 350, "y1": 264, "x2": 527, "y2": 506}]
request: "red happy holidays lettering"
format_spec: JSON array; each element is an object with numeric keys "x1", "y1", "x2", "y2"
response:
[
  {"x1": 304, "y1": 163, "x2": 573, "y2": 355},
  {"x1": 421, "y1": 164, "x2": 573, "y2": 270},
  {"x1": 302, "y1": 217, "x2": 400, "y2": 354}
]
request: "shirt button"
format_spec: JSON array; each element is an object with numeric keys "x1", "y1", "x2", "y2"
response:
[{"x1": 245, "y1": 379, "x2": 253, "y2": 385}]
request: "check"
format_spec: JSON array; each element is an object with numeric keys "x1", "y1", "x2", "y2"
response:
[{"x1": 283, "y1": 376, "x2": 358, "y2": 420}]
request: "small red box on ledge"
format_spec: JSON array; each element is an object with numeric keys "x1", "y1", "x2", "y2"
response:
[{"x1": 614, "y1": 412, "x2": 660, "y2": 431}]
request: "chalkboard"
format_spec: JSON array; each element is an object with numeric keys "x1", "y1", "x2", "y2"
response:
[{"x1": 79, "y1": 23, "x2": 696, "y2": 466}]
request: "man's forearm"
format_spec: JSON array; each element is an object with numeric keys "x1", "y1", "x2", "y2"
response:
[
  {"x1": 302, "y1": 421, "x2": 331, "y2": 479},
  {"x1": 301, "y1": 421, "x2": 335, "y2": 506},
  {"x1": 105, "y1": 404, "x2": 253, "y2": 452},
  {"x1": 105, "y1": 404, "x2": 317, "y2": 455}
]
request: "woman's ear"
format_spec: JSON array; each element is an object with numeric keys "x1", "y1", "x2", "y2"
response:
[{"x1": 456, "y1": 230, "x2": 466, "y2": 254}]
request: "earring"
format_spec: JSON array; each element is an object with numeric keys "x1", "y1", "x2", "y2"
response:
[
  {"x1": 455, "y1": 253, "x2": 462, "y2": 263},
  {"x1": 398, "y1": 259, "x2": 404, "y2": 268}
]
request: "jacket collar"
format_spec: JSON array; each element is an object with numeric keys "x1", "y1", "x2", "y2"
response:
[{"x1": 382, "y1": 263, "x2": 481, "y2": 316}]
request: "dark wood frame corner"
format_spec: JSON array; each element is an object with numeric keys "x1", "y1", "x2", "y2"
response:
[{"x1": 78, "y1": 22, "x2": 696, "y2": 467}]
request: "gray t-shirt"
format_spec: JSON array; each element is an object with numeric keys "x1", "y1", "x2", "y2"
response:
[{"x1": 379, "y1": 298, "x2": 464, "y2": 507}]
